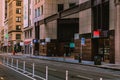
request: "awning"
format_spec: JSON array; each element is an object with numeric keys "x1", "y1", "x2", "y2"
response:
[{"x1": 24, "y1": 41, "x2": 31, "y2": 45}]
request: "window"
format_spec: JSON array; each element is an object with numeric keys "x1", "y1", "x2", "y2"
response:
[
  {"x1": 16, "y1": 34, "x2": 21, "y2": 39},
  {"x1": 41, "y1": 5, "x2": 43, "y2": 15},
  {"x1": 35, "y1": 0, "x2": 37, "y2": 4},
  {"x1": 38, "y1": 0, "x2": 40, "y2": 2},
  {"x1": 16, "y1": 25, "x2": 21, "y2": 30},
  {"x1": 35, "y1": 9, "x2": 37, "y2": 18},
  {"x1": 30, "y1": 29, "x2": 32, "y2": 38},
  {"x1": 16, "y1": 8, "x2": 21, "y2": 14},
  {"x1": 38, "y1": 7, "x2": 40, "y2": 17},
  {"x1": 16, "y1": 17, "x2": 21, "y2": 22},
  {"x1": 69, "y1": 3, "x2": 76, "y2": 8},
  {"x1": 16, "y1": 1, "x2": 21, "y2": 6},
  {"x1": 58, "y1": 4, "x2": 64, "y2": 12}
]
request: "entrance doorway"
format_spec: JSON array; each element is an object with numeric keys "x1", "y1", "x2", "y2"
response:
[{"x1": 92, "y1": 38, "x2": 110, "y2": 63}]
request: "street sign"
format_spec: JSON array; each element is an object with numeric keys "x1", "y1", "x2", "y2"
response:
[
  {"x1": 5, "y1": 34, "x2": 9, "y2": 39},
  {"x1": 81, "y1": 38, "x2": 85, "y2": 45},
  {"x1": 74, "y1": 33, "x2": 79, "y2": 39},
  {"x1": 33, "y1": 39, "x2": 39, "y2": 43},
  {"x1": 70, "y1": 42, "x2": 75, "y2": 48},
  {"x1": 45, "y1": 38, "x2": 51, "y2": 42}
]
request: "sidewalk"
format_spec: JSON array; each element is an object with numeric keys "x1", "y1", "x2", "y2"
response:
[{"x1": 1, "y1": 53, "x2": 120, "y2": 71}]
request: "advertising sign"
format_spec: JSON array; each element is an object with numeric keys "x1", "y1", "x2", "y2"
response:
[{"x1": 23, "y1": 0, "x2": 28, "y2": 28}]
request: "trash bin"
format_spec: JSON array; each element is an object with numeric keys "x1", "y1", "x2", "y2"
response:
[
  {"x1": 78, "y1": 56, "x2": 82, "y2": 63},
  {"x1": 94, "y1": 55, "x2": 101, "y2": 65}
]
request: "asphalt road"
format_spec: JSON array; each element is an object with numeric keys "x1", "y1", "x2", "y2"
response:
[
  {"x1": 0, "y1": 62, "x2": 33, "y2": 80},
  {"x1": 1, "y1": 55, "x2": 120, "y2": 80}
]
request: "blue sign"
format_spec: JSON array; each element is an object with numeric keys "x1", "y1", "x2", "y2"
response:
[
  {"x1": 81, "y1": 38, "x2": 85, "y2": 45},
  {"x1": 33, "y1": 39, "x2": 39, "y2": 43}
]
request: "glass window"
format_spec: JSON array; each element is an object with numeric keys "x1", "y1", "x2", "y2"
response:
[
  {"x1": 16, "y1": 25, "x2": 21, "y2": 30},
  {"x1": 58, "y1": 4, "x2": 64, "y2": 12},
  {"x1": 38, "y1": 7, "x2": 40, "y2": 17},
  {"x1": 16, "y1": 1, "x2": 21, "y2": 6},
  {"x1": 16, "y1": 34, "x2": 21, "y2": 39},
  {"x1": 41, "y1": 5, "x2": 43, "y2": 15},
  {"x1": 16, "y1": 8, "x2": 21, "y2": 14},
  {"x1": 16, "y1": 17, "x2": 21, "y2": 22},
  {"x1": 35, "y1": 9, "x2": 37, "y2": 18},
  {"x1": 69, "y1": 3, "x2": 76, "y2": 8}
]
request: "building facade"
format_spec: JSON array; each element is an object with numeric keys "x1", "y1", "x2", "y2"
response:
[
  {"x1": 23, "y1": 0, "x2": 34, "y2": 55},
  {"x1": 7, "y1": 0, "x2": 23, "y2": 53},
  {"x1": 77, "y1": 0, "x2": 120, "y2": 64},
  {"x1": 33, "y1": 0, "x2": 79, "y2": 56},
  {"x1": 31, "y1": 0, "x2": 120, "y2": 64},
  {"x1": 0, "y1": 0, "x2": 6, "y2": 52}
]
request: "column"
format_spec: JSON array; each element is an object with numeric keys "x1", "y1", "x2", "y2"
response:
[{"x1": 115, "y1": 0, "x2": 120, "y2": 64}]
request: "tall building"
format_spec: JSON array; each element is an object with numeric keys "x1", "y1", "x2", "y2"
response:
[
  {"x1": 7, "y1": 0, "x2": 23, "y2": 52},
  {"x1": 23, "y1": 0, "x2": 34, "y2": 54},
  {"x1": 0, "y1": 0, "x2": 6, "y2": 52},
  {"x1": 33, "y1": 0, "x2": 79, "y2": 56}
]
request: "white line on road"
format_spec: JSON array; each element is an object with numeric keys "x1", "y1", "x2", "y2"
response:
[
  {"x1": 49, "y1": 68, "x2": 57, "y2": 71},
  {"x1": 76, "y1": 75, "x2": 93, "y2": 80}
]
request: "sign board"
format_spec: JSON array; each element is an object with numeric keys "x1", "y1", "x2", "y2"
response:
[
  {"x1": 74, "y1": 33, "x2": 79, "y2": 39},
  {"x1": 33, "y1": 39, "x2": 39, "y2": 43},
  {"x1": 20, "y1": 42, "x2": 24, "y2": 46},
  {"x1": 45, "y1": 38, "x2": 51, "y2": 42},
  {"x1": 81, "y1": 38, "x2": 85, "y2": 45},
  {"x1": 93, "y1": 30, "x2": 100, "y2": 38},
  {"x1": 5, "y1": 34, "x2": 9, "y2": 39},
  {"x1": 23, "y1": 0, "x2": 28, "y2": 28},
  {"x1": 70, "y1": 42, "x2": 75, "y2": 48}
]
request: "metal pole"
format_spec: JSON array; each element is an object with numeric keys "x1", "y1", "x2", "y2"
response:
[
  {"x1": 32, "y1": 63, "x2": 35, "y2": 77},
  {"x1": 46, "y1": 66, "x2": 48, "y2": 80},
  {"x1": 23, "y1": 61, "x2": 25, "y2": 73},
  {"x1": 66, "y1": 70, "x2": 68, "y2": 80},
  {"x1": 3, "y1": 57, "x2": 5, "y2": 64},
  {"x1": 7, "y1": 58, "x2": 8, "y2": 65},
  {"x1": 81, "y1": 45, "x2": 82, "y2": 59},
  {"x1": 11, "y1": 58, "x2": 13, "y2": 67},
  {"x1": 16, "y1": 59, "x2": 18, "y2": 70}
]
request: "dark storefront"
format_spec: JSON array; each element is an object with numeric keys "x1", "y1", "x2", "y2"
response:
[
  {"x1": 91, "y1": 0, "x2": 115, "y2": 63},
  {"x1": 57, "y1": 18, "x2": 79, "y2": 56}
]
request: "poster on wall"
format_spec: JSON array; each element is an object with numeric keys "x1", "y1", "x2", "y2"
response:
[{"x1": 23, "y1": 0, "x2": 28, "y2": 28}]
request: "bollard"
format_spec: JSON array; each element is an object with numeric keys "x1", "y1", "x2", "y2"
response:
[
  {"x1": 3, "y1": 57, "x2": 5, "y2": 64},
  {"x1": 66, "y1": 70, "x2": 68, "y2": 80},
  {"x1": 46, "y1": 66, "x2": 48, "y2": 80},
  {"x1": 7, "y1": 58, "x2": 9, "y2": 66},
  {"x1": 16, "y1": 59, "x2": 18, "y2": 70},
  {"x1": 11, "y1": 58, "x2": 13, "y2": 67},
  {"x1": 32, "y1": 63, "x2": 35, "y2": 77},
  {"x1": 100, "y1": 78, "x2": 102, "y2": 80},
  {"x1": 23, "y1": 61, "x2": 26, "y2": 73}
]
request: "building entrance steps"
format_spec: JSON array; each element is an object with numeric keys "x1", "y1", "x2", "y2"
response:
[{"x1": 1, "y1": 53, "x2": 120, "y2": 71}]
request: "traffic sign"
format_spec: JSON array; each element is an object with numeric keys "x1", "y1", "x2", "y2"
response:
[
  {"x1": 81, "y1": 38, "x2": 85, "y2": 45},
  {"x1": 70, "y1": 42, "x2": 75, "y2": 48}
]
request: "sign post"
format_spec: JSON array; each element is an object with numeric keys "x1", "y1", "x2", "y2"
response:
[
  {"x1": 80, "y1": 38, "x2": 85, "y2": 62},
  {"x1": 5, "y1": 34, "x2": 9, "y2": 54}
]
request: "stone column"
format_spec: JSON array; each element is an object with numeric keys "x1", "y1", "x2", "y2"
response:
[{"x1": 115, "y1": 0, "x2": 120, "y2": 64}]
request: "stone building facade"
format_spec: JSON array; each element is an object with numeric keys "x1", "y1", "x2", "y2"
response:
[
  {"x1": 7, "y1": 0, "x2": 23, "y2": 52},
  {"x1": 34, "y1": 0, "x2": 79, "y2": 56}
]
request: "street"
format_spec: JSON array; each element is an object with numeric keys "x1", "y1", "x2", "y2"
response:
[{"x1": 0, "y1": 54, "x2": 120, "y2": 80}]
